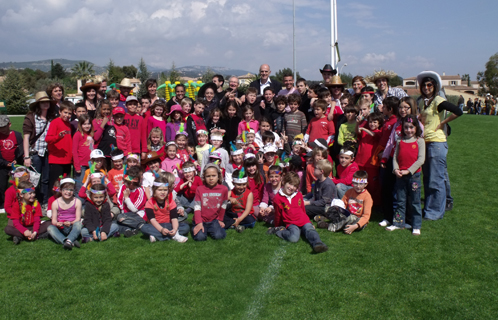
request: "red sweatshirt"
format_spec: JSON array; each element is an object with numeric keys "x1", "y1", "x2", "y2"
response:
[
  {"x1": 247, "y1": 175, "x2": 264, "y2": 206},
  {"x1": 378, "y1": 115, "x2": 397, "y2": 148},
  {"x1": 8, "y1": 200, "x2": 42, "y2": 234},
  {"x1": 4, "y1": 185, "x2": 18, "y2": 215},
  {"x1": 193, "y1": 184, "x2": 228, "y2": 224},
  {"x1": 124, "y1": 113, "x2": 148, "y2": 154},
  {"x1": 45, "y1": 117, "x2": 72, "y2": 164},
  {"x1": 117, "y1": 185, "x2": 147, "y2": 212},
  {"x1": 273, "y1": 190, "x2": 310, "y2": 228},
  {"x1": 174, "y1": 175, "x2": 203, "y2": 201},
  {"x1": 72, "y1": 131, "x2": 94, "y2": 171},
  {"x1": 114, "y1": 123, "x2": 132, "y2": 155},
  {"x1": 332, "y1": 162, "x2": 359, "y2": 186}
]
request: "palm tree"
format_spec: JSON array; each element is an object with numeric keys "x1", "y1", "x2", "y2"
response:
[{"x1": 71, "y1": 61, "x2": 95, "y2": 80}]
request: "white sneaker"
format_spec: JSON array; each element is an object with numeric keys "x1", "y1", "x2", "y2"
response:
[
  {"x1": 412, "y1": 229, "x2": 421, "y2": 236},
  {"x1": 149, "y1": 235, "x2": 157, "y2": 243},
  {"x1": 172, "y1": 232, "x2": 188, "y2": 243},
  {"x1": 386, "y1": 225, "x2": 401, "y2": 231},
  {"x1": 379, "y1": 219, "x2": 390, "y2": 227},
  {"x1": 0, "y1": 208, "x2": 5, "y2": 214}
]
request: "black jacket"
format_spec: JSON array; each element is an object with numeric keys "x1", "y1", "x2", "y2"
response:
[
  {"x1": 83, "y1": 201, "x2": 113, "y2": 235},
  {"x1": 249, "y1": 79, "x2": 282, "y2": 96}
]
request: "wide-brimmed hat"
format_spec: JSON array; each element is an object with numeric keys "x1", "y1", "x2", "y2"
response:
[
  {"x1": 80, "y1": 82, "x2": 101, "y2": 92},
  {"x1": 118, "y1": 78, "x2": 133, "y2": 88},
  {"x1": 365, "y1": 70, "x2": 398, "y2": 84},
  {"x1": 141, "y1": 151, "x2": 161, "y2": 165},
  {"x1": 167, "y1": 104, "x2": 186, "y2": 117},
  {"x1": 320, "y1": 64, "x2": 337, "y2": 74},
  {"x1": 417, "y1": 71, "x2": 442, "y2": 93},
  {"x1": 29, "y1": 91, "x2": 57, "y2": 111},
  {"x1": 325, "y1": 75, "x2": 346, "y2": 87}
]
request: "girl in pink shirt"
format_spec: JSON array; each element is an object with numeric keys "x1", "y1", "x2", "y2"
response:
[
  {"x1": 147, "y1": 101, "x2": 167, "y2": 141},
  {"x1": 238, "y1": 105, "x2": 259, "y2": 135}
]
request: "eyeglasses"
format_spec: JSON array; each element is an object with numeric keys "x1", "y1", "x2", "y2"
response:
[{"x1": 422, "y1": 83, "x2": 434, "y2": 88}]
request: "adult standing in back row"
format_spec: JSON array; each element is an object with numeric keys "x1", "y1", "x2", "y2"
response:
[
  {"x1": 249, "y1": 64, "x2": 282, "y2": 96},
  {"x1": 368, "y1": 70, "x2": 408, "y2": 111}
]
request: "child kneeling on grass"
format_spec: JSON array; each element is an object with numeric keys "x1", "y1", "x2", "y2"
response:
[
  {"x1": 140, "y1": 173, "x2": 189, "y2": 243},
  {"x1": 268, "y1": 172, "x2": 328, "y2": 253},
  {"x1": 80, "y1": 183, "x2": 119, "y2": 243},
  {"x1": 224, "y1": 169, "x2": 256, "y2": 233},
  {"x1": 4, "y1": 181, "x2": 49, "y2": 245},
  {"x1": 316, "y1": 170, "x2": 372, "y2": 234},
  {"x1": 47, "y1": 178, "x2": 83, "y2": 250},
  {"x1": 192, "y1": 164, "x2": 229, "y2": 241}
]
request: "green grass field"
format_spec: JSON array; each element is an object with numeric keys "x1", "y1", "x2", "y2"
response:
[{"x1": 1, "y1": 115, "x2": 497, "y2": 319}]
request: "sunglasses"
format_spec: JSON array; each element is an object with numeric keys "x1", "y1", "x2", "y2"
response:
[{"x1": 423, "y1": 83, "x2": 434, "y2": 88}]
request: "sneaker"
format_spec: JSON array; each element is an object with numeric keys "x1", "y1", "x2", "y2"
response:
[
  {"x1": 266, "y1": 226, "x2": 285, "y2": 235},
  {"x1": 63, "y1": 239, "x2": 73, "y2": 250},
  {"x1": 379, "y1": 219, "x2": 390, "y2": 227},
  {"x1": 73, "y1": 240, "x2": 81, "y2": 248},
  {"x1": 149, "y1": 235, "x2": 157, "y2": 243},
  {"x1": 172, "y1": 232, "x2": 188, "y2": 243},
  {"x1": 412, "y1": 229, "x2": 421, "y2": 236},
  {"x1": 314, "y1": 215, "x2": 326, "y2": 222},
  {"x1": 313, "y1": 242, "x2": 329, "y2": 253},
  {"x1": 445, "y1": 201, "x2": 454, "y2": 211},
  {"x1": 113, "y1": 232, "x2": 121, "y2": 238},
  {"x1": 12, "y1": 236, "x2": 21, "y2": 245},
  {"x1": 82, "y1": 237, "x2": 92, "y2": 244},
  {"x1": 317, "y1": 221, "x2": 329, "y2": 229},
  {"x1": 236, "y1": 225, "x2": 245, "y2": 233},
  {"x1": 124, "y1": 229, "x2": 139, "y2": 238},
  {"x1": 327, "y1": 223, "x2": 339, "y2": 232},
  {"x1": 0, "y1": 208, "x2": 5, "y2": 214},
  {"x1": 386, "y1": 225, "x2": 402, "y2": 231}
]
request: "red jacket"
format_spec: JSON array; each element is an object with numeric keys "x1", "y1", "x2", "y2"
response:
[
  {"x1": 124, "y1": 113, "x2": 148, "y2": 154},
  {"x1": 114, "y1": 123, "x2": 132, "y2": 155},
  {"x1": 273, "y1": 190, "x2": 310, "y2": 228},
  {"x1": 332, "y1": 162, "x2": 359, "y2": 186},
  {"x1": 45, "y1": 117, "x2": 72, "y2": 164},
  {"x1": 9, "y1": 200, "x2": 43, "y2": 234},
  {"x1": 174, "y1": 175, "x2": 202, "y2": 200}
]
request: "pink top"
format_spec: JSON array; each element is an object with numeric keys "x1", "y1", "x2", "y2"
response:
[
  {"x1": 147, "y1": 116, "x2": 167, "y2": 141},
  {"x1": 238, "y1": 119, "x2": 259, "y2": 135},
  {"x1": 56, "y1": 198, "x2": 77, "y2": 222}
]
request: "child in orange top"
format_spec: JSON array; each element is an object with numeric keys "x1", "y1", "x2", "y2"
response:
[{"x1": 224, "y1": 169, "x2": 256, "y2": 232}]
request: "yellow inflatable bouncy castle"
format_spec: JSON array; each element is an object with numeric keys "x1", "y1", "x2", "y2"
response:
[{"x1": 161, "y1": 81, "x2": 204, "y2": 101}]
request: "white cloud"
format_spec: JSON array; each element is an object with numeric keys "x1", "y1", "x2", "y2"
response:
[{"x1": 363, "y1": 52, "x2": 396, "y2": 65}]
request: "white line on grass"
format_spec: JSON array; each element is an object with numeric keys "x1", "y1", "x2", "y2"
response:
[{"x1": 244, "y1": 244, "x2": 288, "y2": 320}]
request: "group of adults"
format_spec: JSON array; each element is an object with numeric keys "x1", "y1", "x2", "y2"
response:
[
  {"x1": 21, "y1": 63, "x2": 462, "y2": 220},
  {"x1": 464, "y1": 95, "x2": 497, "y2": 115}
]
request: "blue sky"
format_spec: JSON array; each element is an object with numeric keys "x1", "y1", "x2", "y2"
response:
[{"x1": 0, "y1": 0, "x2": 495, "y2": 81}]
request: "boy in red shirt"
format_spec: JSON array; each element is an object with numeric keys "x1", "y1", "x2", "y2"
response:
[
  {"x1": 0, "y1": 115, "x2": 24, "y2": 213},
  {"x1": 45, "y1": 101, "x2": 73, "y2": 195},
  {"x1": 112, "y1": 107, "x2": 132, "y2": 155},
  {"x1": 123, "y1": 96, "x2": 147, "y2": 158},
  {"x1": 332, "y1": 147, "x2": 359, "y2": 199},
  {"x1": 174, "y1": 161, "x2": 202, "y2": 220},
  {"x1": 304, "y1": 99, "x2": 335, "y2": 146},
  {"x1": 268, "y1": 171, "x2": 328, "y2": 253}
]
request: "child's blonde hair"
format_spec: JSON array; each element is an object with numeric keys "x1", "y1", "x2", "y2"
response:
[
  {"x1": 147, "y1": 127, "x2": 165, "y2": 150},
  {"x1": 316, "y1": 159, "x2": 333, "y2": 177}
]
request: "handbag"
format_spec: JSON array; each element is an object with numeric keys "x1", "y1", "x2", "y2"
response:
[{"x1": 27, "y1": 166, "x2": 41, "y2": 187}]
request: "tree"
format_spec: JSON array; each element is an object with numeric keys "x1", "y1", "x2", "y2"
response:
[
  {"x1": 137, "y1": 58, "x2": 151, "y2": 98},
  {"x1": 272, "y1": 68, "x2": 301, "y2": 83},
  {"x1": 477, "y1": 53, "x2": 498, "y2": 96},
  {"x1": 71, "y1": 61, "x2": 95, "y2": 80},
  {"x1": 391, "y1": 75, "x2": 403, "y2": 87},
  {"x1": 106, "y1": 59, "x2": 125, "y2": 85},
  {"x1": 461, "y1": 74, "x2": 471, "y2": 87},
  {"x1": 340, "y1": 73, "x2": 354, "y2": 87},
  {"x1": 168, "y1": 62, "x2": 181, "y2": 83},
  {"x1": 122, "y1": 65, "x2": 138, "y2": 78},
  {"x1": 200, "y1": 67, "x2": 215, "y2": 84},
  {"x1": 0, "y1": 68, "x2": 28, "y2": 114},
  {"x1": 52, "y1": 63, "x2": 66, "y2": 79}
]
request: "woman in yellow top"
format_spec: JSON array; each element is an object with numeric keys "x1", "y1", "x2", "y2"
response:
[{"x1": 416, "y1": 71, "x2": 463, "y2": 220}]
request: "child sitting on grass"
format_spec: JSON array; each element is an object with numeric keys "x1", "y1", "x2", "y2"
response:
[
  {"x1": 192, "y1": 164, "x2": 229, "y2": 241},
  {"x1": 332, "y1": 147, "x2": 359, "y2": 199},
  {"x1": 267, "y1": 172, "x2": 328, "y2": 253},
  {"x1": 116, "y1": 166, "x2": 147, "y2": 238},
  {"x1": 259, "y1": 165, "x2": 283, "y2": 225},
  {"x1": 140, "y1": 174, "x2": 189, "y2": 243},
  {"x1": 174, "y1": 161, "x2": 202, "y2": 220},
  {"x1": 304, "y1": 159, "x2": 337, "y2": 219},
  {"x1": 224, "y1": 169, "x2": 256, "y2": 233},
  {"x1": 5, "y1": 181, "x2": 49, "y2": 245},
  {"x1": 316, "y1": 171, "x2": 372, "y2": 234}
]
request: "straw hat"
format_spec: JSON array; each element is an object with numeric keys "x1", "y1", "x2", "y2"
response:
[
  {"x1": 325, "y1": 75, "x2": 346, "y2": 87},
  {"x1": 118, "y1": 78, "x2": 133, "y2": 88},
  {"x1": 80, "y1": 82, "x2": 101, "y2": 92},
  {"x1": 29, "y1": 91, "x2": 57, "y2": 111},
  {"x1": 365, "y1": 70, "x2": 398, "y2": 84}
]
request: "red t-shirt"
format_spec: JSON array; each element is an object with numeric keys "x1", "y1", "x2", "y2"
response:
[
  {"x1": 0, "y1": 131, "x2": 17, "y2": 162},
  {"x1": 230, "y1": 189, "x2": 255, "y2": 218},
  {"x1": 306, "y1": 116, "x2": 335, "y2": 142},
  {"x1": 356, "y1": 129, "x2": 381, "y2": 168}
]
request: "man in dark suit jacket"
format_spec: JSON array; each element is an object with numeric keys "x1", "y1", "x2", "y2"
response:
[{"x1": 249, "y1": 64, "x2": 282, "y2": 96}]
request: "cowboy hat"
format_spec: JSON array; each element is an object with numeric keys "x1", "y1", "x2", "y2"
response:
[
  {"x1": 365, "y1": 70, "x2": 398, "y2": 84},
  {"x1": 118, "y1": 78, "x2": 134, "y2": 88},
  {"x1": 417, "y1": 71, "x2": 442, "y2": 93},
  {"x1": 141, "y1": 151, "x2": 161, "y2": 165},
  {"x1": 29, "y1": 91, "x2": 57, "y2": 111},
  {"x1": 320, "y1": 64, "x2": 337, "y2": 74},
  {"x1": 80, "y1": 82, "x2": 101, "y2": 92},
  {"x1": 325, "y1": 75, "x2": 346, "y2": 87}
]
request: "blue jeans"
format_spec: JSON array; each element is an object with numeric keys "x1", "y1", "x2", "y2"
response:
[
  {"x1": 394, "y1": 173, "x2": 422, "y2": 229},
  {"x1": 336, "y1": 183, "x2": 352, "y2": 200},
  {"x1": 176, "y1": 194, "x2": 192, "y2": 222},
  {"x1": 47, "y1": 221, "x2": 83, "y2": 244},
  {"x1": 117, "y1": 211, "x2": 146, "y2": 233},
  {"x1": 141, "y1": 222, "x2": 190, "y2": 241},
  {"x1": 191, "y1": 220, "x2": 226, "y2": 241},
  {"x1": 276, "y1": 223, "x2": 323, "y2": 247},
  {"x1": 422, "y1": 142, "x2": 448, "y2": 220},
  {"x1": 31, "y1": 153, "x2": 49, "y2": 204},
  {"x1": 74, "y1": 166, "x2": 88, "y2": 198},
  {"x1": 81, "y1": 222, "x2": 119, "y2": 240}
]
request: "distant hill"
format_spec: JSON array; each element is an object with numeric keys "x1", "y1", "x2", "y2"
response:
[{"x1": 0, "y1": 59, "x2": 252, "y2": 78}]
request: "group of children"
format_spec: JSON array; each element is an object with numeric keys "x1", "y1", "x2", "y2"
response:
[{"x1": 1, "y1": 79, "x2": 429, "y2": 252}]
